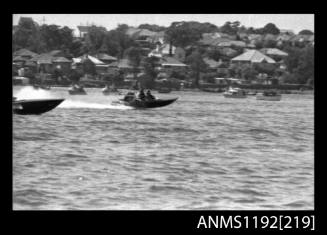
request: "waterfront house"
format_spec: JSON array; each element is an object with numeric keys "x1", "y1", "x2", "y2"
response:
[
  {"x1": 13, "y1": 48, "x2": 38, "y2": 60},
  {"x1": 95, "y1": 53, "x2": 117, "y2": 64},
  {"x1": 260, "y1": 48, "x2": 288, "y2": 62},
  {"x1": 77, "y1": 26, "x2": 91, "y2": 38},
  {"x1": 149, "y1": 31, "x2": 165, "y2": 44},
  {"x1": 231, "y1": 49, "x2": 276, "y2": 65},
  {"x1": 158, "y1": 56, "x2": 188, "y2": 76},
  {"x1": 52, "y1": 57, "x2": 72, "y2": 74}
]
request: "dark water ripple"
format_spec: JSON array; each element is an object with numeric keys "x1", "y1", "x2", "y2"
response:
[{"x1": 13, "y1": 88, "x2": 314, "y2": 210}]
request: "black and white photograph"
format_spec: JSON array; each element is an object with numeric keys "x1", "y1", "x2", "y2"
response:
[{"x1": 12, "y1": 14, "x2": 314, "y2": 210}]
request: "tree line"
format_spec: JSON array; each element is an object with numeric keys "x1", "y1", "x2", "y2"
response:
[{"x1": 13, "y1": 17, "x2": 314, "y2": 86}]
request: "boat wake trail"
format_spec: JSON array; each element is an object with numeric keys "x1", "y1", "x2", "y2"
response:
[
  {"x1": 14, "y1": 86, "x2": 55, "y2": 100},
  {"x1": 58, "y1": 100, "x2": 132, "y2": 110}
]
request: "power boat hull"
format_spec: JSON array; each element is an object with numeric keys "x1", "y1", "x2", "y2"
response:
[
  {"x1": 120, "y1": 98, "x2": 178, "y2": 109},
  {"x1": 68, "y1": 89, "x2": 87, "y2": 95},
  {"x1": 13, "y1": 98, "x2": 64, "y2": 115}
]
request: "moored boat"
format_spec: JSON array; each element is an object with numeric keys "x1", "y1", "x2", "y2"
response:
[
  {"x1": 33, "y1": 84, "x2": 51, "y2": 90},
  {"x1": 68, "y1": 84, "x2": 87, "y2": 95},
  {"x1": 247, "y1": 91, "x2": 257, "y2": 96},
  {"x1": 223, "y1": 87, "x2": 247, "y2": 98},
  {"x1": 102, "y1": 85, "x2": 120, "y2": 95},
  {"x1": 256, "y1": 91, "x2": 282, "y2": 101},
  {"x1": 13, "y1": 98, "x2": 64, "y2": 115}
]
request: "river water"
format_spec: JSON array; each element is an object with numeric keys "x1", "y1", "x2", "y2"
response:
[{"x1": 13, "y1": 86, "x2": 314, "y2": 210}]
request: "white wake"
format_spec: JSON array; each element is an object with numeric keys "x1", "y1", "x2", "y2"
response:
[{"x1": 58, "y1": 100, "x2": 132, "y2": 110}]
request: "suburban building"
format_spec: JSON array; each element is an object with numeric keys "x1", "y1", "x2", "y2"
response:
[
  {"x1": 260, "y1": 48, "x2": 288, "y2": 62},
  {"x1": 231, "y1": 49, "x2": 276, "y2": 64}
]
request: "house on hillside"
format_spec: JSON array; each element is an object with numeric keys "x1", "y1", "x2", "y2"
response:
[
  {"x1": 231, "y1": 49, "x2": 276, "y2": 65},
  {"x1": 95, "y1": 53, "x2": 118, "y2": 64},
  {"x1": 217, "y1": 40, "x2": 246, "y2": 48},
  {"x1": 30, "y1": 53, "x2": 72, "y2": 75},
  {"x1": 149, "y1": 31, "x2": 165, "y2": 44},
  {"x1": 126, "y1": 27, "x2": 157, "y2": 50},
  {"x1": 148, "y1": 44, "x2": 186, "y2": 62},
  {"x1": 77, "y1": 26, "x2": 91, "y2": 38},
  {"x1": 199, "y1": 36, "x2": 231, "y2": 48},
  {"x1": 76, "y1": 55, "x2": 109, "y2": 76},
  {"x1": 52, "y1": 57, "x2": 72, "y2": 74},
  {"x1": 158, "y1": 56, "x2": 187, "y2": 75},
  {"x1": 13, "y1": 48, "x2": 38, "y2": 60},
  {"x1": 260, "y1": 48, "x2": 288, "y2": 62}
]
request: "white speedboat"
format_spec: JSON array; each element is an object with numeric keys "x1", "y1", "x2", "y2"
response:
[
  {"x1": 256, "y1": 91, "x2": 282, "y2": 101},
  {"x1": 223, "y1": 87, "x2": 247, "y2": 98}
]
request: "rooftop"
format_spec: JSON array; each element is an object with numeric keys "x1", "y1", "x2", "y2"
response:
[{"x1": 231, "y1": 50, "x2": 276, "y2": 64}]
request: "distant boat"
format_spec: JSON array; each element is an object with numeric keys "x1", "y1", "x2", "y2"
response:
[
  {"x1": 223, "y1": 87, "x2": 247, "y2": 98},
  {"x1": 256, "y1": 91, "x2": 282, "y2": 101},
  {"x1": 102, "y1": 85, "x2": 121, "y2": 95},
  {"x1": 247, "y1": 91, "x2": 257, "y2": 96},
  {"x1": 13, "y1": 98, "x2": 64, "y2": 115},
  {"x1": 33, "y1": 84, "x2": 51, "y2": 90},
  {"x1": 68, "y1": 84, "x2": 87, "y2": 95},
  {"x1": 158, "y1": 87, "x2": 172, "y2": 93}
]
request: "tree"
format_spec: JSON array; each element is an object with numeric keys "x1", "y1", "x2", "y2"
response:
[
  {"x1": 262, "y1": 23, "x2": 280, "y2": 35},
  {"x1": 299, "y1": 29, "x2": 314, "y2": 35},
  {"x1": 124, "y1": 46, "x2": 143, "y2": 80},
  {"x1": 263, "y1": 39, "x2": 277, "y2": 48},
  {"x1": 103, "y1": 25, "x2": 135, "y2": 59},
  {"x1": 13, "y1": 17, "x2": 41, "y2": 52},
  {"x1": 84, "y1": 25, "x2": 107, "y2": 55},
  {"x1": 240, "y1": 64, "x2": 258, "y2": 80},
  {"x1": 39, "y1": 24, "x2": 74, "y2": 52},
  {"x1": 185, "y1": 50, "x2": 207, "y2": 87},
  {"x1": 165, "y1": 21, "x2": 203, "y2": 53},
  {"x1": 220, "y1": 21, "x2": 241, "y2": 35},
  {"x1": 295, "y1": 45, "x2": 314, "y2": 84}
]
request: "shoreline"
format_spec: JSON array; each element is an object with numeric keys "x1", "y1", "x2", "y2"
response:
[{"x1": 13, "y1": 85, "x2": 314, "y2": 95}]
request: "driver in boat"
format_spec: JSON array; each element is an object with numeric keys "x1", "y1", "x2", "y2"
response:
[
  {"x1": 146, "y1": 90, "x2": 155, "y2": 100},
  {"x1": 124, "y1": 92, "x2": 136, "y2": 102},
  {"x1": 138, "y1": 88, "x2": 146, "y2": 100}
]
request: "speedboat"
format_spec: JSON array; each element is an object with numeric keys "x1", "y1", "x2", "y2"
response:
[
  {"x1": 256, "y1": 91, "x2": 282, "y2": 101},
  {"x1": 117, "y1": 92, "x2": 178, "y2": 109},
  {"x1": 68, "y1": 84, "x2": 87, "y2": 95},
  {"x1": 102, "y1": 85, "x2": 121, "y2": 95},
  {"x1": 13, "y1": 97, "x2": 64, "y2": 115},
  {"x1": 223, "y1": 87, "x2": 247, "y2": 98},
  {"x1": 247, "y1": 91, "x2": 257, "y2": 96}
]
